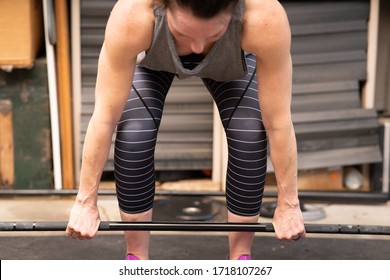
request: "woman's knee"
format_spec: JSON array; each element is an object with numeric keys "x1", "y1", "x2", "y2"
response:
[{"x1": 120, "y1": 208, "x2": 153, "y2": 221}]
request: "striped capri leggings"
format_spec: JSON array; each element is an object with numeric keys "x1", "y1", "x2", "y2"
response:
[{"x1": 114, "y1": 54, "x2": 268, "y2": 217}]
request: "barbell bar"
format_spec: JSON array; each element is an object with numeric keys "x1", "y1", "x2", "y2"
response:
[{"x1": 1, "y1": 221, "x2": 390, "y2": 235}]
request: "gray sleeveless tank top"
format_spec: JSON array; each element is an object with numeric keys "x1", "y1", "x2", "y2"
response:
[{"x1": 138, "y1": 0, "x2": 247, "y2": 81}]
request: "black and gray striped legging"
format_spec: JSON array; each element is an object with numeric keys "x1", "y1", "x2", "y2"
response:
[{"x1": 114, "y1": 54, "x2": 267, "y2": 217}]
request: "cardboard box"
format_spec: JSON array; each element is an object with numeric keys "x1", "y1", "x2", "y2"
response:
[
  {"x1": 266, "y1": 167, "x2": 344, "y2": 191},
  {"x1": 0, "y1": 0, "x2": 43, "y2": 68},
  {"x1": 297, "y1": 168, "x2": 344, "y2": 191}
]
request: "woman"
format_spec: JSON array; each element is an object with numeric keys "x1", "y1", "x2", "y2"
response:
[{"x1": 66, "y1": 0, "x2": 306, "y2": 260}]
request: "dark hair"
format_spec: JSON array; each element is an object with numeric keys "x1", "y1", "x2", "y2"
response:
[{"x1": 163, "y1": 0, "x2": 239, "y2": 19}]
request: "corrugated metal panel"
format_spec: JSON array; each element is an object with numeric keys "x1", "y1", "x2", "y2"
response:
[
  {"x1": 282, "y1": 0, "x2": 381, "y2": 170},
  {"x1": 79, "y1": 0, "x2": 379, "y2": 172}
]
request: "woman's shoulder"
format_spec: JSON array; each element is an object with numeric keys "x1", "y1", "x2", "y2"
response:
[
  {"x1": 111, "y1": 0, "x2": 155, "y2": 17},
  {"x1": 243, "y1": 0, "x2": 289, "y2": 30},
  {"x1": 108, "y1": 0, "x2": 155, "y2": 32},
  {"x1": 242, "y1": 0, "x2": 291, "y2": 55},
  {"x1": 104, "y1": 0, "x2": 155, "y2": 53}
]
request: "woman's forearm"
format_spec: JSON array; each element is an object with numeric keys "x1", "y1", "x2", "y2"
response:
[
  {"x1": 77, "y1": 115, "x2": 117, "y2": 201},
  {"x1": 267, "y1": 123, "x2": 300, "y2": 207}
]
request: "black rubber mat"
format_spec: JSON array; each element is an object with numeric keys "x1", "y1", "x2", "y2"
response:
[{"x1": 1, "y1": 234, "x2": 389, "y2": 260}]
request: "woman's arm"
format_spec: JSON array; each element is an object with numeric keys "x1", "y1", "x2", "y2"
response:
[
  {"x1": 243, "y1": 0, "x2": 306, "y2": 240},
  {"x1": 66, "y1": 0, "x2": 154, "y2": 239}
]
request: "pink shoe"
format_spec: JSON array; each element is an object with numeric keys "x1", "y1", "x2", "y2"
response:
[
  {"x1": 125, "y1": 254, "x2": 140, "y2": 260},
  {"x1": 237, "y1": 254, "x2": 252, "y2": 260}
]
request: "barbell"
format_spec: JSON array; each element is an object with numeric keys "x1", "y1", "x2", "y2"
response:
[{"x1": 1, "y1": 221, "x2": 390, "y2": 235}]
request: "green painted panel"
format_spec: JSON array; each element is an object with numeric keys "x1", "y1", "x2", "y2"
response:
[{"x1": 0, "y1": 59, "x2": 52, "y2": 189}]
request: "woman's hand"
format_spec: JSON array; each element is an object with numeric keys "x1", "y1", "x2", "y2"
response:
[
  {"x1": 272, "y1": 201, "x2": 306, "y2": 241},
  {"x1": 66, "y1": 197, "x2": 101, "y2": 240}
]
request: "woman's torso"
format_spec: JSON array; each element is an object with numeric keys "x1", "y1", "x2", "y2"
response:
[{"x1": 138, "y1": 0, "x2": 248, "y2": 81}]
